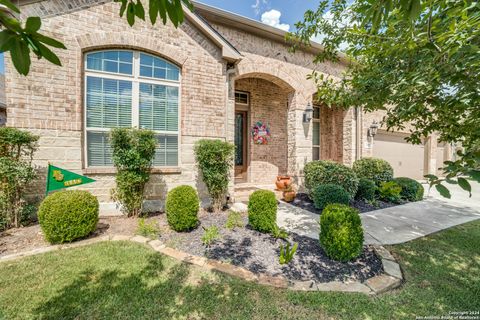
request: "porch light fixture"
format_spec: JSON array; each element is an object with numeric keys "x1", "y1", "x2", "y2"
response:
[
  {"x1": 368, "y1": 121, "x2": 379, "y2": 138},
  {"x1": 303, "y1": 103, "x2": 314, "y2": 123}
]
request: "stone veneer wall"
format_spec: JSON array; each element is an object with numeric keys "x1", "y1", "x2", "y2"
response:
[
  {"x1": 235, "y1": 78, "x2": 289, "y2": 185},
  {"x1": 5, "y1": 0, "x2": 228, "y2": 212}
]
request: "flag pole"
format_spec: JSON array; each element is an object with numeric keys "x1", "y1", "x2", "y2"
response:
[{"x1": 45, "y1": 163, "x2": 51, "y2": 196}]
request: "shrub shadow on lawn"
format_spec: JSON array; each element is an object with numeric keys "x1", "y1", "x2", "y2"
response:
[{"x1": 32, "y1": 247, "x2": 245, "y2": 320}]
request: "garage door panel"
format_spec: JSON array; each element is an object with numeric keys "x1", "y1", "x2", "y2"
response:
[{"x1": 373, "y1": 133, "x2": 424, "y2": 180}]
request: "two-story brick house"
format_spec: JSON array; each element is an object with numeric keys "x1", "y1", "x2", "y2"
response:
[{"x1": 3, "y1": 0, "x2": 449, "y2": 213}]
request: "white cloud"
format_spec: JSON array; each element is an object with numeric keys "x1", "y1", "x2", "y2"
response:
[
  {"x1": 252, "y1": 0, "x2": 268, "y2": 15},
  {"x1": 261, "y1": 9, "x2": 290, "y2": 32},
  {"x1": 310, "y1": 10, "x2": 349, "y2": 52}
]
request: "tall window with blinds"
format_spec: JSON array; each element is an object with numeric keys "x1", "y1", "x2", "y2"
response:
[{"x1": 84, "y1": 50, "x2": 180, "y2": 167}]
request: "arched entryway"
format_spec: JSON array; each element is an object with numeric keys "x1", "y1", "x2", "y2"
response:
[{"x1": 233, "y1": 73, "x2": 295, "y2": 185}]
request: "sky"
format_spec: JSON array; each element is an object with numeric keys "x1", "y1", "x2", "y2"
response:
[
  {"x1": 197, "y1": 0, "x2": 318, "y2": 32},
  {"x1": 0, "y1": 1, "x2": 320, "y2": 75}
]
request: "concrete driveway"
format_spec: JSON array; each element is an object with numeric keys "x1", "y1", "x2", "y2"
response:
[{"x1": 277, "y1": 182, "x2": 480, "y2": 245}]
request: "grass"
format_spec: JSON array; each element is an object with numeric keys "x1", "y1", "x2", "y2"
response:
[{"x1": 0, "y1": 221, "x2": 479, "y2": 320}]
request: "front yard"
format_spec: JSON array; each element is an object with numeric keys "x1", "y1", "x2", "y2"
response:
[{"x1": 1, "y1": 220, "x2": 478, "y2": 320}]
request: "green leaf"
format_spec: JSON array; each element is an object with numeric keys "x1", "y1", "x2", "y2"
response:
[
  {"x1": 33, "y1": 33, "x2": 66, "y2": 49},
  {"x1": 435, "y1": 184, "x2": 451, "y2": 199},
  {"x1": 0, "y1": 0, "x2": 20, "y2": 13},
  {"x1": 25, "y1": 16, "x2": 41, "y2": 33},
  {"x1": 118, "y1": 0, "x2": 127, "y2": 17},
  {"x1": 10, "y1": 40, "x2": 31, "y2": 76},
  {"x1": 36, "y1": 41, "x2": 62, "y2": 66},
  {"x1": 0, "y1": 30, "x2": 16, "y2": 51},
  {"x1": 149, "y1": 0, "x2": 159, "y2": 24},
  {"x1": 457, "y1": 177, "x2": 472, "y2": 197},
  {"x1": 468, "y1": 170, "x2": 480, "y2": 183},
  {"x1": 126, "y1": 2, "x2": 135, "y2": 26},
  {"x1": 135, "y1": 0, "x2": 145, "y2": 20}
]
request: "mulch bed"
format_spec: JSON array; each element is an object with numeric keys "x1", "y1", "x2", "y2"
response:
[
  {"x1": 160, "y1": 211, "x2": 383, "y2": 284},
  {"x1": 2, "y1": 210, "x2": 384, "y2": 284},
  {"x1": 289, "y1": 193, "x2": 400, "y2": 215}
]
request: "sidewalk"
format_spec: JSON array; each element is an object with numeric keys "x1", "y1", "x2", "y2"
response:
[{"x1": 277, "y1": 183, "x2": 480, "y2": 245}]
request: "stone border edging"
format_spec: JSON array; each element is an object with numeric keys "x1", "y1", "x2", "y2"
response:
[{"x1": 0, "y1": 235, "x2": 403, "y2": 295}]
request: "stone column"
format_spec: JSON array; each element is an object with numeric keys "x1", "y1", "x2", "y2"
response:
[
  {"x1": 424, "y1": 133, "x2": 438, "y2": 176},
  {"x1": 226, "y1": 68, "x2": 236, "y2": 202},
  {"x1": 342, "y1": 108, "x2": 356, "y2": 166},
  {"x1": 287, "y1": 91, "x2": 312, "y2": 190}
]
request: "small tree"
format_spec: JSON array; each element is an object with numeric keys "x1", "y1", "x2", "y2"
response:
[
  {"x1": 0, "y1": 127, "x2": 38, "y2": 229},
  {"x1": 110, "y1": 128, "x2": 156, "y2": 217},
  {"x1": 194, "y1": 139, "x2": 235, "y2": 210}
]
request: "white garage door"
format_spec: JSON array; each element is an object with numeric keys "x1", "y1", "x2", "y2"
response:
[{"x1": 373, "y1": 132, "x2": 425, "y2": 179}]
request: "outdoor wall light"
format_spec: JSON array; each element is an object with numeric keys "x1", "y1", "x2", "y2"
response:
[
  {"x1": 303, "y1": 103, "x2": 314, "y2": 123},
  {"x1": 368, "y1": 121, "x2": 379, "y2": 138}
]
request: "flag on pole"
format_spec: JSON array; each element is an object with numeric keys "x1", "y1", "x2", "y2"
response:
[{"x1": 46, "y1": 164, "x2": 96, "y2": 194}]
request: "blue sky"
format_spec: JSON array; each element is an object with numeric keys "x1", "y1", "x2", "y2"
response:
[
  {"x1": 0, "y1": 1, "x2": 318, "y2": 75},
  {"x1": 197, "y1": 0, "x2": 318, "y2": 32}
]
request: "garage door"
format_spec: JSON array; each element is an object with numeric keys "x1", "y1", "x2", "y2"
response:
[{"x1": 373, "y1": 132, "x2": 425, "y2": 179}]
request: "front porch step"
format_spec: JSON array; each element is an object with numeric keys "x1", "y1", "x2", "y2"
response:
[{"x1": 233, "y1": 184, "x2": 283, "y2": 203}]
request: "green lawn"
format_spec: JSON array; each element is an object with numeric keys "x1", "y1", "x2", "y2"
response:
[{"x1": 1, "y1": 221, "x2": 479, "y2": 320}]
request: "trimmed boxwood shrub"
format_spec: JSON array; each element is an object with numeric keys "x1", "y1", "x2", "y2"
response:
[
  {"x1": 248, "y1": 190, "x2": 277, "y2": 233},
  {"x1": 355, "y1": 178, "x2": 377, "y2": 201},
  {"x1": 38, "y1": 190, "x2": 99, "y2": 244},
  {"x1": 319, "y1": 204, "x2": 364, "y2": 262},
  {"x1": 166, "y1": 185, "x2": 200, "y2": 232},
  {"x1": 304, "y1": 160, "x2": 359, "y2": 198},
  {"x1": 353, "y1": 158, "x2": 394, "y2": 186},
  {"x1": 312, "y1": 184, "x2": 350, "y2": 210},
  {"x1": 395, "y1": 177, "x2": 424, "y2": 201}
]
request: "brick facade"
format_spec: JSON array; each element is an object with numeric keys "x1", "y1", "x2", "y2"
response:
[{"x1": 5, "y1": 0, "x2": 355, "y2": 212}]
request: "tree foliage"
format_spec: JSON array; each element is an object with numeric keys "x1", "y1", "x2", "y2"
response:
[
  {"x1": 0, "y1": 127, "x2": 38, "y2": 229},
  {"x1": 0, "y1": 0, "x2": 192, "y2": 75},
  {"x1": 291, "y1": 0, "x2": 480, "y2": 195}
]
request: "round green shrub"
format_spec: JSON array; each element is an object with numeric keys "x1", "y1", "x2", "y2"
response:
[
  {"x1": 304, "y1": 161, "x2": 359, "y2": 198},
  {"x1": 38, "y1": 190, "x2": 99, "y2": 244},
  {"x1": 353, "y1": 158, "x2": 394, "y2": 186},
  {"x1": 248, "y1": 190, "x2": 277, "y2": 233},
  {"x1": 395, "y1": 177, "x2": 424, "y2": 201},
  {"x1": 355, "y1": 178, "x2": 377, "y2": 201},
  {"x1": 166, "y1": 185, "x2": 200, "y2": 232},
  {"x1": 319, "y1": 204, "x2": 364, "y2": 262},
  {"x1": 312, "y1": 184, "x2": 350, "y2": 210}
]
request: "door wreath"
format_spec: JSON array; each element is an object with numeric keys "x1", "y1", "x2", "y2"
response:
[{"x1": 251, "y1": 121, "x2": 271, "y2": 145}]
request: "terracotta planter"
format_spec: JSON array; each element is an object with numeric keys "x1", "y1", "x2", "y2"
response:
[
  {"x1": 276, "y1": 176, "x2": 292, "y2": 191},
  {"x1": 283, "y1": 191, "x2": 296, "y2": 203}
]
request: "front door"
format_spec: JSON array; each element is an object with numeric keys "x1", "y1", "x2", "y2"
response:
[{"x1": 234, "y1": 111, "x2": 247, "y2": 182}]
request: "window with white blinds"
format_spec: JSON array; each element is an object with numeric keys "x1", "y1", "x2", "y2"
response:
[{"x1": 85, "y1": 50, "x2": 180, "y2": 167}]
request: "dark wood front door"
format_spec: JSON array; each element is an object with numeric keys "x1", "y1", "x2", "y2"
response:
[{"x1": 234, "y1": 111, "x2": 247, "y2": 181}]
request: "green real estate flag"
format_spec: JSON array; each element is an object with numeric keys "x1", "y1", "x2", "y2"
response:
[{"x1": 46, "y1": 164, "x2": 96, "y2": 194}]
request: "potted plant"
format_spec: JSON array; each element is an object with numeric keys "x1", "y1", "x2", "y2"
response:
[
  {"x1": 283, "y1": 185, "x2": 296, "y2": 203},
  {"x1": 276, "y1": 175, "x2": 292, "y2": 191}
]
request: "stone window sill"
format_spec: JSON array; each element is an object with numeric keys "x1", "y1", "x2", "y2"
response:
[{"x1": 83, "y1": 167, "x2": 182, "y2": 175}]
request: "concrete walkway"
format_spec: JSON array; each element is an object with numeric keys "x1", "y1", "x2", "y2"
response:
[{"x1": 277, "y1": 183, "x2": 480, "y2": 245}]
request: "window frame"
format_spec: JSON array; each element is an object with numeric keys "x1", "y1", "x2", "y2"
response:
[
  {"x1": 312, "y1": 104, "x2": 321, "y2": 161},
  {"x1": 83, "y1": 49, "x2": 182, "y2": 169}
]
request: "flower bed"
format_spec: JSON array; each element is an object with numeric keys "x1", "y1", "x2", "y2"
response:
[{"x1": 159, "y1": 211, "x2": 383, "y2": 284}]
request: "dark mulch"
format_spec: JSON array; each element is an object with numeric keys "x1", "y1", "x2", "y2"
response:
[
  {"x1": 159, "y1": 211, "x2": 383, "y2": 283},
  {"x1": 290, "y1": 193, "x2": 400, "y2": 214}
]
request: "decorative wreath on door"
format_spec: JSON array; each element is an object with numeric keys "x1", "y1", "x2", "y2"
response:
[{"x1": 251, "y1": 121, "x2": 271, "y2": 145}]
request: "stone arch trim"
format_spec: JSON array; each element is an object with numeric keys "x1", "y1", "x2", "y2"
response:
[
  {"x1": 76, "y1": 32, "x2": 189, "y2": 67},
  {"x1": 235, "y1": 57, "x2": 317, "y2": 94}
]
